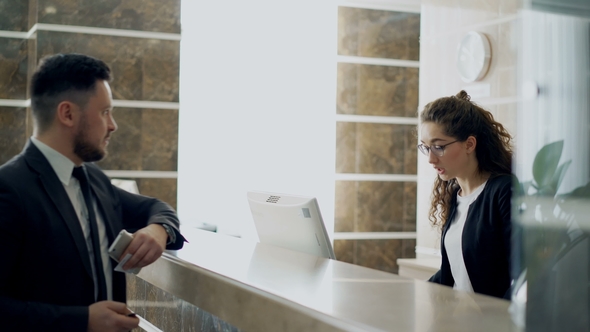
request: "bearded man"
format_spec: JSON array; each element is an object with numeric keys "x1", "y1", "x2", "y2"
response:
[{"x1": 0, "y1": 53, "x2": 185, "y2": 332}]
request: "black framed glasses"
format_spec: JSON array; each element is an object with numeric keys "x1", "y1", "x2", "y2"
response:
[{"x1": 417, "y1": 140, "x2": 459, "y2": 157}]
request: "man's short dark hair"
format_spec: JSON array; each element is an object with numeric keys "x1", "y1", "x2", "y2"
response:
[{"x1": 31, "y1": 53, "x2": 112, "y2": 133}]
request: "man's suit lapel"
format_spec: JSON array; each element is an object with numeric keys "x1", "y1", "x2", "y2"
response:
[{"x1": 22, "y1": 141, "x2": 94, "y2": 280}]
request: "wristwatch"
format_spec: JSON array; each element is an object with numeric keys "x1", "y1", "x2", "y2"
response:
[{"x1": 160, "y1": 224, "x2": 176, "y2": 245}]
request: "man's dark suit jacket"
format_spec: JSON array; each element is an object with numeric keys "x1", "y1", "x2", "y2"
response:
[
  {"x1": 429, "y1": 174, "x2": 513, "y2": 299},
  {"x1": 0, "y1": 141, "x2": 184, "y2": 331}
]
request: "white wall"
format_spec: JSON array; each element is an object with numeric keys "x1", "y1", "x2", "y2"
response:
[{"x1": 178, "y1": 1, "x2": 337, "y2": 240}]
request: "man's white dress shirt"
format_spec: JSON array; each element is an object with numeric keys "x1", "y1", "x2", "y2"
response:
[{"x1": 31, "y1": 137, "x2": 113, "y2": 301}]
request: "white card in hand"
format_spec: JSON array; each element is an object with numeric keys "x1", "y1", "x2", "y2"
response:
[{"x1": 114, "y1": 253, "x2": 141, "y2": 274}]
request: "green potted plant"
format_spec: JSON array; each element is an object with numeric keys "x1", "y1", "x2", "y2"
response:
[{"x1": 511, "y1": 140, "x2": 590, "y2": 330}]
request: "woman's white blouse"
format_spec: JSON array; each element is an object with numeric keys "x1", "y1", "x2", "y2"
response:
[{"x1": 444, "y1": 181, "x2": 487, "y2": 292}]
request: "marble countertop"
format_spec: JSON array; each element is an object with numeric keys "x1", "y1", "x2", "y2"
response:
[{"x1": 137, "y1": 226, "x2": 520, "y2": 332}]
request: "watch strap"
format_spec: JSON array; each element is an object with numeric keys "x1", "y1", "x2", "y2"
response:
[{"x1": 160, "y1": 223, "x2": 176, "y2": 245}]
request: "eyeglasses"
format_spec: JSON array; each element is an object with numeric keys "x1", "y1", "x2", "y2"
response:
[{"x1": 417, "y1": 140, "x2": 459, "y2": 157}]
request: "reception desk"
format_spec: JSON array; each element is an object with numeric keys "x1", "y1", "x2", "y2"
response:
[{"x1": 127, "y1": 227, "x2": 520, "y2": 331}]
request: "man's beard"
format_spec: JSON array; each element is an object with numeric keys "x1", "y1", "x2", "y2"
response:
[{"x1": 73, "y1": 118, "x2": 107, "y2": 163}]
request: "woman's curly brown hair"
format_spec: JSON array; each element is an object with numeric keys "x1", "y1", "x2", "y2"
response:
[{"x1": 420, "y1": 90, "x2": 513, "y2": 230}]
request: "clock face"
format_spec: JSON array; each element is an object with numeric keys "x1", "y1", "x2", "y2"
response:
[{"x1": 456, "y1": 31, "x2": 491, "y2": 83}]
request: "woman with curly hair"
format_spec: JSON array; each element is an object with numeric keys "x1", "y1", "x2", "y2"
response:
[{"x1": 419, "y1": 90, "x2": 513, "y2": 299}]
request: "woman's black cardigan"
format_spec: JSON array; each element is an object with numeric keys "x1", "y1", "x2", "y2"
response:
[{"x1": 428, "y1": 174, "x2": 513, "y2": 299}]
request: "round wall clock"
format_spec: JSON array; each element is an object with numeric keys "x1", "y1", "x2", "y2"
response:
[{"x1": 456, "y1": 31, "x2": 492, "y2": 83}]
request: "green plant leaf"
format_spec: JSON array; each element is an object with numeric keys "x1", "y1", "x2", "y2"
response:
[
  {"x1": 533, "y1": 140, "x2": 564, "y2": 188},
  {"x1": 550, "y1": 160, "x2": 571, "y2": 194}
]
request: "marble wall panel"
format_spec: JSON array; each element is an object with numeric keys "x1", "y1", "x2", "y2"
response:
[
  {"x1": 126, "y1": 273, "x2": 147, "y2": 318},
  {"x1": 335, "y1": 122, "x2": 356, "y2": 173},
  {"x1": 334, "y1": 239, "x2": 416, "y2": 274},
  {"x1": 0, "y1": 38, "x2": 28, "y2": 100},
  {"x1": 96, "y1": 109, "x2": 178, "y2": 171},
  {"x1": 26, "y1": 108, "x2": 33, "y2": 138},
  {"x1": 337, "y1": 63, "x2": 419, "y2": 117},
  {"x1": 37, "y1": 0, "x2": 181, "y2": 33},
  {"x1": 353, "y1": 123, "x2": 416, "y2": 174},
  {"x1": 334, "y1": 180, "x2": 417, "y2": 233},
  {"x1": 402, "y1": 182, "x2": 417, "y2": 232},
  {"x1": 127, "y1": 275, "x2": 241, "y2": 332},
  {"x1": 334, "y1": 180, "x2": 356, "y2": 232},
  {"x1": 0, "y1": 107, "x2": 27, "y2": 165},
  {"x1": 356, "y1": 239, "x2": 401, "y2": 274},
  {"x1": 27, "y1": 33, "x2": 37, "y2": 96},
  {"x1": 97, "y1": 108, "x2": 143, "y2": 170},
  {"x1": 357, "y1": 181, "x2": 404, "y2": 232},
  {"x1": 140, "y1": 110, "x2": 178, "y2": 170},
  {"x1": 36, "y1": 31, "x2": 180, "y2": 102},
  {"x1": 333, "y1": 239, "x2": 354, "y2": 264},
  {"x1": 28, "y1": 0, "x2": 38, "y2": 30},
  {"x1": 336, "y1": 63, "x2": 357, "y2": 115},
  {"x1": 0, "y1": 1, "x2": 28, "y2": 31},
  {"x1": 135, "y1": 178, "x2": 177, "y2": 210},
  {"x1": 140, "y1": 41, "x2": 180, "y2": 103},
  {"x1": 338, "y1": 7, "x2": 420, "y2": 61},
  {"x1": 402, "y1": 238, "x2": 417, "y2": 259},
  {"x1": 403, "y1": 125, "x2": 418, "y2": 174},
  {"x1": 180, "y1": 300, "x2": 242, "y2": 332},
  {"x1": 144, "y1": 281, "x2": 183, "y2": 331}
]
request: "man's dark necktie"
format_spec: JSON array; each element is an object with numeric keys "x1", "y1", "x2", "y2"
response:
[{"x1": 72, "y1": 166, "x2": 108, "y2": 301}]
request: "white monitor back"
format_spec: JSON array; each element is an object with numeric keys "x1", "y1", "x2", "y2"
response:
[{"x1": 247, "y1": 191, "x2": 335, "y2": 259}]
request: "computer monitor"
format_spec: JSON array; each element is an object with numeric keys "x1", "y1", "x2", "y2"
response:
[{"x1": 247, "y1": 191, "x2": 336, "y2": 259}]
